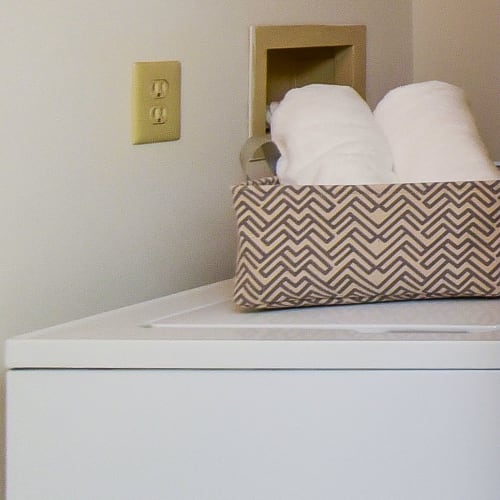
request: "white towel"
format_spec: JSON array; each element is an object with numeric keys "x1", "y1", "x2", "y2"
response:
[
  {"x1": 374, "y1": 81, "x2": 498, "y2": 183},
  {"x1": 270, "y1": 84, "x2": 397, "y2": 185}
]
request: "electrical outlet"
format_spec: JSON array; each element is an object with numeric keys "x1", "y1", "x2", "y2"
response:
[{"x1": 131, "y1": 61, "x2": 181, "y2": 145}]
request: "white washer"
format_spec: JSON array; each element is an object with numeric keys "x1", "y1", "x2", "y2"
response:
[{"x1": 6, "y1": 280, "x2": 500, "y2": 500}]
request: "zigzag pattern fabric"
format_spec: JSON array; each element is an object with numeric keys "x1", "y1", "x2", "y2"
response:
[{"x1": 232, "y1": 177, "x2": 500, "y2": 310}]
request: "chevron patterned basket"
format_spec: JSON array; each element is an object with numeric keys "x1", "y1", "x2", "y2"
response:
[{"x1": 231, "y1": 176, "x2": 500, "y2": 310}]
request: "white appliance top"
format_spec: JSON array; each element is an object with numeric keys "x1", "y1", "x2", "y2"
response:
[{"x1": 6, "y1": 280, "x2": 500, "y2": 370}]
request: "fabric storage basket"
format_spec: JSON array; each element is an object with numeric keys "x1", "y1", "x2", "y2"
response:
[{"x1": 231, "y1": 175, "x2": 500, "y2": 310}]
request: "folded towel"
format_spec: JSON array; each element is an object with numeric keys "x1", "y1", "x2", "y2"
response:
[
  {"x1": 374, "y1": 81, "x2": 498, "y2": 183},
  {"x1": 270, "y1": 84, "x2": 397, "y2": 185}
]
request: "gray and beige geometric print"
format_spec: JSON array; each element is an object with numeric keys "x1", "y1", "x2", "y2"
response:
[{"x1": 232, "y1": 177, "x2": 500, "y2": 310}]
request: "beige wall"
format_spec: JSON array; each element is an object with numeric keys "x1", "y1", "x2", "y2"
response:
[
  {"x1": 0, "y1": 1, "x2": 412, "y2": 339},
  {"x1": 413, "y1": 0, "x2": 500, "y2": 159},
  {"x1": 0, "y1": 1, "x2": 413, "y2": 494}
]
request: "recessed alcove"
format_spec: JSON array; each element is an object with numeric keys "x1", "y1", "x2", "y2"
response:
[{"x1": 249, "y1": 25, "x2": 366, "y2": 137}]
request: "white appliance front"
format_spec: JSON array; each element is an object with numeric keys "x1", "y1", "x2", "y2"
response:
[{"x1": 6, "y1": 280, "x2": 500, "y2": 500}]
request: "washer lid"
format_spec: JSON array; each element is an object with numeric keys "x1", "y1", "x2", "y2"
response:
[
  {"x1": 6, "y1": 280, "x2": 500, "y2": 370},
  {"x1": 148, "y1": 292, "x2": 500, "y2": 337}
]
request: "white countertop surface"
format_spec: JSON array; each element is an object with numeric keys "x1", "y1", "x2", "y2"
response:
[{"x1": 6, "y1": 280, "x2": 500, "y2": 369}]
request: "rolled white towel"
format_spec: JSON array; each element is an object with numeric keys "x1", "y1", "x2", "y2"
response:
[
  {"x1": 374, "y1": 81, "x2": 498, "y2": 183},
  {"x1": 270, "y1": 84, "x2": 397, "y2": 185}
]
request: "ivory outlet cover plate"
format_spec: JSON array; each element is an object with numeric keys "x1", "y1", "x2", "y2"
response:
[{"x1": 131, "y1": 61, "x2": 181, "y2": 145}]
